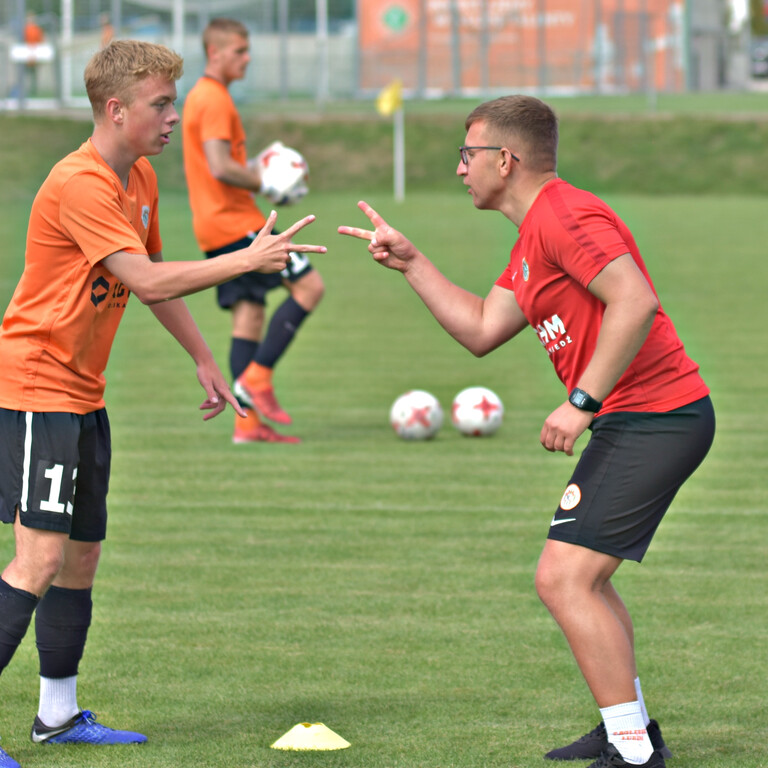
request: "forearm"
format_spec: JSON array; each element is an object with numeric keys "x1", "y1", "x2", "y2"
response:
[
  {"x1": 106, "y1": 216, "x2": 319, "y2": 306},
  {"x1": 204, "y1": 139, "x2": 261, "y2": 191},
  {"x1": 404, "y1": 255, "x2": 486, "y2": 351},
  {"x1": 149, "y1": 298, "x2": 214, "y2": 365},
  {"x1": 576, "y1": 253, "x2": 660, "y2": 402},
  {"x1": 403, "y1": 254, "x2": 524, "y2": 356},
  {"x1": 107, "y1": 249, "x2": 253, "y2": 305},
  {"x1": 338, "y1": 200, "x2": 524, "y2": 355},
  {"x1": 539, "y1": 300, "x2": 656, "y2": 456},
  {"x1": 141, "y1": 252, "x2": 252, "y2": 303},
  {"x1": 214, "y1": 159, "x2": 261, "y2": 192},
  {"x1": 576, "y1": 300, "x2": 657, "y2": 401},
  {"x1": 149, "y1": 296, "x2": 245, "y2": 421}
]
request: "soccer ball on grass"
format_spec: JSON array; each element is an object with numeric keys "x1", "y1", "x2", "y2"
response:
[
  {"x1": 451, "y1": 386, "x2": 504, "y2": 436},
  {"x1": 390, "y1": 390, "x2": 443, "y2": 440}
]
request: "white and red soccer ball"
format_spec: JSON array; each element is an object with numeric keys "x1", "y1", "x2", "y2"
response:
[
  {"x1": 451, "y1": 386, "x2": 504, "y2": 436},
  {"x1": 390, "y1": 390, "x2": 443, "y2": 440},
  {"x1": 251, "y1": 141, "x2": 309, "y2": 206}
]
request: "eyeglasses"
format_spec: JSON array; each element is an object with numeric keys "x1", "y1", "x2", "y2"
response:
[{"x1": 458, "y1": 146, "x2": 520, "y2": 165}]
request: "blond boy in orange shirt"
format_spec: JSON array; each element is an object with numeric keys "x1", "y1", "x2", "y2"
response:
[{"x1": 0, "y1": 40, "x2": 324, "y2": 768}]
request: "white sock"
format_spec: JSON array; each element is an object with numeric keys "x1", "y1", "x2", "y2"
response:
[
  {"x1": 634, "y1": 677, "x2": 651, "y2": 727},
  {"x1": 38, "y1": 676, "x2": 79, "y2": 727},
  {"x1": 600, "y1": 700, "x2": 653, "y2": 765}
]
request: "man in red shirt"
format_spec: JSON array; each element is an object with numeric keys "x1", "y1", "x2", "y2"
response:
[
  {"x1": 0, "y1": 40, "x2": 324, "y2": 768},
  {"x1": 339, "y1": 95, "x2": 714, "y2": 768}
]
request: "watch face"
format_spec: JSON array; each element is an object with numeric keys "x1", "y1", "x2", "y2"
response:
[
  {"x1": 570, "y1": 389, "x2": 598, "y2": 411},
  {"x1": 572, "y1": 391, "x2": 586, "y2": 407}
]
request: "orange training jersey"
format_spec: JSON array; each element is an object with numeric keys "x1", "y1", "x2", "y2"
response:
[
  {"x1": 24, "y1": 21, "x2": 45, "y2": 45},
  {"x1": 182, "y1": 76, "x2": 266, "y2": 251},
  {"x1": 0, "y1": 139, "x2": 162, "y2": 414}
]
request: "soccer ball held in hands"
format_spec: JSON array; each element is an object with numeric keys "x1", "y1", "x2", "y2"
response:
[{"x1": 251, "y1": 141, "x2": 309, "y2": 206}]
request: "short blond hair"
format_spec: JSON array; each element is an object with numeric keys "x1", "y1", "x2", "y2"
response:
[
  {"x1": 202, "y1": 18, "x2": 249, "y2": 58},
  {"x1": 84, "y1": 39, "x2": 183, "y2": 118},
  {"x1": 466, "y1": 95, "x2": 558, "y2": 173}
]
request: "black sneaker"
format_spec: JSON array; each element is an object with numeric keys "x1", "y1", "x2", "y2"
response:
[
  {"x1": 545, "y1": 722, "x2": 607, "y2": 760},
  {"x1": 587, "y1": 744, "x2": 665, "y2": 768},
  {"x1": 647, "y1": 721, "x2": 672, "y2": 759},
  {"x1": 545, "y1": 720, "x2": 672, "y2": 761}
]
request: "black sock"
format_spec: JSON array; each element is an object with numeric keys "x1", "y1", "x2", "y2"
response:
[
  {"x1": 35, "y1": 586, "x2": 93, "y2": 679},
  {"x1": 230, "y1": 337, "x2": 259, "y2": 381},
  {"x1": 255, "y1": 297, "x2": 309, "y2": 370},
  {"x1": 0, "y1": 577, "x2": 39, "y2": 673}
]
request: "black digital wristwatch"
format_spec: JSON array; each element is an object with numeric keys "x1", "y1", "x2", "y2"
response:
[{"x1": 568, "y1": 387, "x2": 603, "y2": 413}]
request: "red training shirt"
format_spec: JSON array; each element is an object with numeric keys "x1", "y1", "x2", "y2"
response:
[{"x1": 495, "y1": 178, "x2": 709, "y2": 415}]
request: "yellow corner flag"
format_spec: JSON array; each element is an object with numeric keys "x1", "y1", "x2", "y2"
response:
[{"x1": 376, "y1": 79, "x2": 402, "y2": 116}]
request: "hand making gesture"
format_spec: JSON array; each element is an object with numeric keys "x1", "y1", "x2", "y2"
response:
[
  {"x1": 246, "y1": 210, "x2": 327, "y2": 274},
  {"x1": 337, "y1": 200, "x2": 420, "y2": 273}
]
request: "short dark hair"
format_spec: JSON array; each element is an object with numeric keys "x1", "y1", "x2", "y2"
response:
[
  {"x1": 465, "y1": 95, "x2": 558, "y2": 172},
  {"x1": 203, "y1": 18, "x2": 249, "y2": 57}
]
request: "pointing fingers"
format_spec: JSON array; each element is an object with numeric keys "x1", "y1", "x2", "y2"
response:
[
  {"x1": 337, "y1": 201, "x2": 389, "y2": 244},
  {"x1": 254, "y1": 210, "x2": 278, "y2": 241},
  {"x1": 337, "y1": 224, "x2": 375, "y2": 242},
  {"x1": 281, "y1": 213, "x2": 317, "y2": 239},
  {"x1": 358, "y1": 200, "x2": 386, "y2": 229}
]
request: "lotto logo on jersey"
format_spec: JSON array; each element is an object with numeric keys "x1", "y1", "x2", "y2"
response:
[
  {"x1": 536, "y1": 313, "x2": 573, "y2": 356},
  {"x1": 91, "y1": 276, "x2": 128, "y2": 310},
  {"x1": 91, "y1": 276, "x2": 110, "y2": 307}
]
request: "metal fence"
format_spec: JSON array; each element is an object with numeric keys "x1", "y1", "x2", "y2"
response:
[
  {"x1": 1, "y1": 0, "x2": 357, "y2": 108},
  {"x1": 0, "y1": 0, "x2": 744, "y2": 111}
]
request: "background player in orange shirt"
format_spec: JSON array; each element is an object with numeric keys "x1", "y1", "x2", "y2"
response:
[
  {"x1": 99, "y1": 13, "x2": 115, "y2": 48},
  {"x1": 0, "y1": 40, "x2": 325, "y2": 768},
  {"x1": 22, "y1": 12, "x2": 46, "y2": 96},
  {"x1": 183, "y1": 17, "x2": 325, "y2": 444}
]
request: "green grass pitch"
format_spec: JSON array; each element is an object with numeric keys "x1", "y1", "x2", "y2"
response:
[{"x1": 0, "y1": 112, "x2": 766, "y2": 768}]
